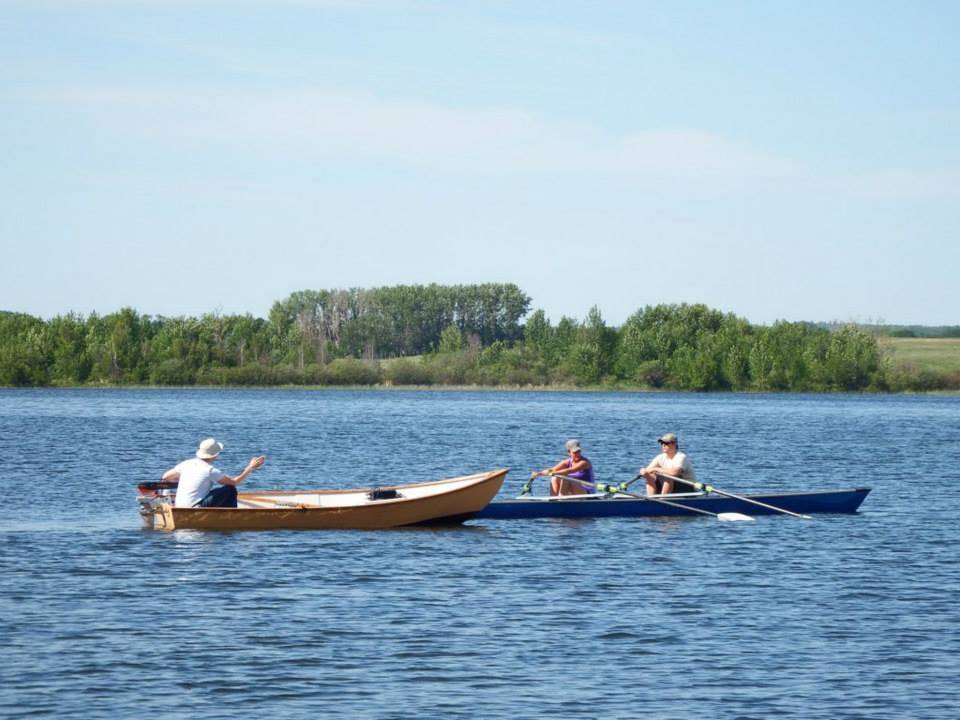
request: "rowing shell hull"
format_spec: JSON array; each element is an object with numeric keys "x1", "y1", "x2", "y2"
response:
[
  {"x1": 143, "y1": 469, "x2": 508, "y2": 531},
  {"x1": 476, "y1": 487, "x2": 870, "y2": 520}
]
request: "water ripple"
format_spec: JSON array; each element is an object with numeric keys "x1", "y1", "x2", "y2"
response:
[{"x1": 1, "y1": 389, "x2": 958, "y2": 718}]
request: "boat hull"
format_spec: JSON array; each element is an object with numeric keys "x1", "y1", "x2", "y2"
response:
[
  {"x1": 475, "y1": 487, "x2": 870, "y2": 520},
  {"x1": 141, "y1": 469, "x2": 508, "y2": 531}
]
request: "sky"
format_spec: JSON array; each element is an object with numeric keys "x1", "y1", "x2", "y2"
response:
[{"x1": 2, "y1": 1, "x2": 958, "y2": 327}]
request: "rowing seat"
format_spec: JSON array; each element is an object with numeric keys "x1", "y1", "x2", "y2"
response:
[{"x1": 654, "y1": 475, "x2": 689, "y2": 494}]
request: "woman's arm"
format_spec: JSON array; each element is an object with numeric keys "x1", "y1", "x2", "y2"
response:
[
  {"x1": 565, "y1": 458, "x2": 590, "y2": 474},
  {"x1": 535, "y1": 458, "x2": 568, "y2": 477}
]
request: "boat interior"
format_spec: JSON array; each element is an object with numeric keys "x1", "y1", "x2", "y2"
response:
[{"x1": 237, "y1": 472, "x2": 497, "y2": 509}]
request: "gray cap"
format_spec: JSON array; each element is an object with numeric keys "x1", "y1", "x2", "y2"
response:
[
  {"x1": 565, "y1": 439, "x2": 582, "y2": 452},
  {"x1": 657, "y1": 433, "x2": 678, "y2": 444}
]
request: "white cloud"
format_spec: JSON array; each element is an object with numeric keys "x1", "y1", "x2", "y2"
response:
[
  {"x1": 617, "y1": 129, "x2": 797, "y2": 178},
  {"x1": 41, "y1": 84, "x2": 801, "y2": 183},
  {"x1": 830, "y1": 168, "x2": 960, "y2": 200},
  {"x1": 30, "y1": 84, "x2": 960, "y2": 199},
  {"x1": 13, "y1": 0, "x2": 408, "y2": 8}
]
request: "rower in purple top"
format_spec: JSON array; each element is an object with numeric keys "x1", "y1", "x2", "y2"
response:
[{"x1": 532, "y1": 439, "x2": 595, "y2": 496}]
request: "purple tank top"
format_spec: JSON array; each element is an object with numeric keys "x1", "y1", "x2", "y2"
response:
[{"x1": 563, "y1": 458, "x2": 595, "y2": 493}]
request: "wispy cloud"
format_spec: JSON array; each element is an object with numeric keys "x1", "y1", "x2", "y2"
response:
[
  {"x1": 829, "y1": 168, "x2": 960, "y2": 200},
  {"x1": 29, "y1": 84, "x2": 960, "y2": 200},
  {"x1": 616, "y1": 129, "x2": 797, "y2": 178},
  {"x1": 11, "y1": 0, "x2": 409, "y2": 8},
  {"x1": 26, "y1": 87, "x2": 960, "y2": 202},
  {"x1": 39, "y1": 84, "x2": 801, "y2": 183}
]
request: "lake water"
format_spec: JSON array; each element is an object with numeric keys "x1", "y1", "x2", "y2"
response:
[{"x1": 1, "y1": 388, "x2": 958, "y2": 719}]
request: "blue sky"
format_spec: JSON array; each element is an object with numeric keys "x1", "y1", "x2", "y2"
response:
[{"x1": 3, "y1": 1, "x2": 958, "y2": 326}]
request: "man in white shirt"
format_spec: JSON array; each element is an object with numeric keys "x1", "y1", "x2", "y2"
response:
[
  {"x1": 640, "y1": 432, "x2": 697, "y2": 496},
  {"x1": 162, "y1": 438, "x2": 266, "y2": 508}
]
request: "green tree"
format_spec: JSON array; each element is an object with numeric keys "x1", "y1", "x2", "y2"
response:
[
  {"x1": 438, "y1": 324, "x2": 465, "y2": 354},
  {"x1": 85, "y1": 308, "x2": 148, "y2": 383},
  {"x1": 823, "y1": 325, "x2": 881, "y2": 390},
  {"x1": 562, "y1": 307, "x2": 616, "y2": 384},
  {"x1": 47, "y1": 312, "x2": 91, "y2": 384},
  {"x1": 0, "y1": 312, "x2": 49, "y2": 386}
]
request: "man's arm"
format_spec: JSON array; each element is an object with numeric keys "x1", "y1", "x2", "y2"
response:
[
  {"x1": 219, "y1": 455, "x2": 266, "y2": 486},
  {"x1": 658, "y1": 455, "x2": 689, "y2": 478},
  {"x1": 640, "y1": 455, "x2": 662, "y2": 476}
]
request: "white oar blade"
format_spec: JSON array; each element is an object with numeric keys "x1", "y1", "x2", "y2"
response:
[{"x1": 717, "y1": 512, "x2": 755, "y2": 522}]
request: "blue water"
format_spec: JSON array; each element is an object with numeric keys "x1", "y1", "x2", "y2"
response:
[{"x1": 1, "y1": 389, "x2": 958, "y2": 719}]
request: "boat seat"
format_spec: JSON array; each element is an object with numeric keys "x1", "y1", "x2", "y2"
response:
[{"x1": 655, "y1": 476, "x2": 691, "y2": 494}]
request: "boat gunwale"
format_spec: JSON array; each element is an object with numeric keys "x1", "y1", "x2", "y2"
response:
[
  {"x1": 206, "y1": 469, "x2": 509, "y2": 513},
  {"x1": 146, "y1": 468, "x2": 509, "y2": 530},
  {"x1": 497, "y1": 486, "x2": 871, "y2": 503},
  {"x1": 477, "y1": 486, "x2": 871, "y2": 519},
  {"x1": 238, "y1": 468, "x2": 509, "y2": 500}
]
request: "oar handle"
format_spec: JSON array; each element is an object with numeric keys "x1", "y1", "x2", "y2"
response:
[
  {"x1": 553, "y1": 473, "x2": 646, "y2": 497},
  {"x1": 137, "y1": 480, "x2": 178, "y2": 496},
  {"x1": 558, "y1": 475, "x2": 730, "y2": 519},
  {"x1": 520, "y1": 472, "x2": 539, "y2": 496},
  {"x1": 552, "y1": 473, "x2": 645, "y2": 496},
  {"x1": 551, "y1": 473, "x2": 600, "y2": 492},
  {"x1": 615, "y1": 473, "x2": 644, "y2": 493},
  {"x1": 552, "y1": 473, "x2": 670, "y2": 497},
  {"x1": 654, "y1": 473, "x2": 708, "y2": 492},
  {"x1": 656, "y1": 472, "x2": 812, "y2": 519},
  {"x1": 553, "y1": 474, "x2": 752, "y2": 521}
]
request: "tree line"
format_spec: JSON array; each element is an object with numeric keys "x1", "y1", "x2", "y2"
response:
[
  {"x1": 0, "y1": 284, "x2": 530, "y2": 387},
  {"x1": 0, "y1": 285, "x2": 945, "y2": 391}
]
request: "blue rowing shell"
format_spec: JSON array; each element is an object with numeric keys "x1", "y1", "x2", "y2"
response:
[{"x1": 476, "y1": 488, "x2": 871, "y2": 520}]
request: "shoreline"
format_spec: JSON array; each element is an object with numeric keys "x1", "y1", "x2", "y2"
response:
[{"x1": 2, "y1": 383, "x2": 957, "y2": 396}]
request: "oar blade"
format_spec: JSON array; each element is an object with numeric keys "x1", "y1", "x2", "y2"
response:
[
  {"x1": 660, "y1": 473, "x2": 813, "y2": 520},
  {"x1": 717, "y1": 512, "x2": 755, "y2": 522}
]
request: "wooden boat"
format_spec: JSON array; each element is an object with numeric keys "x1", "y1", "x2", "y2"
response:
[
  {"x1": 137, "y1": 469, "x2": 508, "y2": 531},
  {"x1": 475, "y1": 487, "x2": 871, "y2": 520}
]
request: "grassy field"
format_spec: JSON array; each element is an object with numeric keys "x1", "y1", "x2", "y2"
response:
[{"x1": 877, "y1": 337, "x2": 960, "y2": 373}]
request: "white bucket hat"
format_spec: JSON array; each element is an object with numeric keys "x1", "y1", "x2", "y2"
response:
[
  {"x1": 565, "y1": 439, "x2": 582, "y2": 453},
  {"x1": 196, "y1": 438, "x2": 224, "y2": 459}
]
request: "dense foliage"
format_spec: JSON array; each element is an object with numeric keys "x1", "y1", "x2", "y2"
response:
[
  {"x1": 859, "y1": 325, "x2": 960, "y2": 339},
  {"x1": 0, "y1": 287, "x2": 942, "y2": 391},
  {"x1": 268, "y1": 284, "x2": 530, "y2": 364}
]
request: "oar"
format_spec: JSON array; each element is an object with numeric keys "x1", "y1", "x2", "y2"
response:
[
  {"x1": 553, "y1": 473, "x2": 665, "y2": 499},
  {"x1": 657, "y1": 473, "x2": 812, "y2": 520},
  {"x1": 553, "y1": 474, "x2": 754, "y2": 522},
  {"x1": 137, "y1": 480, "x2": 179, "y2": 494},
  {"x1": 550, "y1": 473, "x2": 602, "y2": 494},
  {"x1": 525, "y1": 471, "x2": 612, "y2": 497},
  {"x1": 596, "y1": 474, "x2": 644, "y2": 495},
  {"x1": 519, "y1": 472, "x2": 539, "y2": 496},
  {"x1": 240, "y1": 495, "x2": 311, "y2": 509}
]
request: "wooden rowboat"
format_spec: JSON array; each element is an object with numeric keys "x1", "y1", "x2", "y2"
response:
[
  {"x1": 475, "y1": 487, "x2": 870, "y2": 520},
  {"x1": 138, "y1": 469, "x2": 508, "y2": 531}
]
